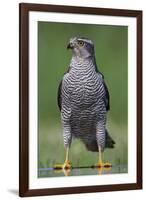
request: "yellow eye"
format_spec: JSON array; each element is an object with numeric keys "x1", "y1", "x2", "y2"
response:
[{"x1": 78, "y1": 41, "x2": 84, "y2": 47}]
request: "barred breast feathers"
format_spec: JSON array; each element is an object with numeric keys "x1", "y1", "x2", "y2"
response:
[{"x1": 61, "y1": 56, "x2": 106, "y2": 123}]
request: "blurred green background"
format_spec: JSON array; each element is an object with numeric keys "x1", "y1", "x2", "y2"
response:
[{"x1": 38, "y1": 21, "x2": 128, "y2": 176}]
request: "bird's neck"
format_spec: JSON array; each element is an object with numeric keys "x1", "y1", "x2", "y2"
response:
[{"x1": 70, "y1": 56, "x2": 98, "y2": 73}]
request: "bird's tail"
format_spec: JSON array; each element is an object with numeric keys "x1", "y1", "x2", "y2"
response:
[
  {"x1": 105, "y1": 129, "x2": 115, "y2": 148},
  {"x1": 84, "y1": 129, "x2": 115, "y2": 152}
]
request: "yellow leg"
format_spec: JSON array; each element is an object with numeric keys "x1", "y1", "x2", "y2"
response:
[
  {"x1": 97, "y1": 146, "x2": 104, "y2": 168},
  {"x1": 54, "y1": 147, "x2": 71, "y2": 170},
  {"x1": 62, "y1": 147, "x2": 71, "y2": 169},
  {"x1": 96, "y1": 146, "x2": 112, "y2": 168}
]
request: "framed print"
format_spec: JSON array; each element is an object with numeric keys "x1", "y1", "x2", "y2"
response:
[{"x1": 19, "y1": 3, "x2": 142, "y2": 197}]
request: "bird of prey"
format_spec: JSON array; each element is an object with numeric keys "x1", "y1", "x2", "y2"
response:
[{"x1": 57, "y1": 37, "x2": 115, "y2": 169}]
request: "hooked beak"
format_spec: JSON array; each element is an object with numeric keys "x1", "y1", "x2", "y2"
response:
[{"x1": 67, "y1": 42, "x2": 74, "y2": 49}]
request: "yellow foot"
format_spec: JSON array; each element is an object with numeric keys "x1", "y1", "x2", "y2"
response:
[
  {"x1": 97, "y1": 160, "x2": 104, "y2": 168},
  {"x1": 103, "y1": 162, "x2": 112, "y2": 168},
  {"x1": 54, "y1": 164, "x2": 64, "y2": 170},
  {"x1": 63, "y1": 160, "x2": 71, "y2": 170},
  {"x1": 95, "y1": 161, "x2": 112, "y2": 168},
  {"x1": 54, "y1": 161, "x2": 71, "y2": 170}
]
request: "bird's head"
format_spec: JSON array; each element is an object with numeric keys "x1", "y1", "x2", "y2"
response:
[{"x1": 67, "y1": 37, "x2": 95, "y2": 59}]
